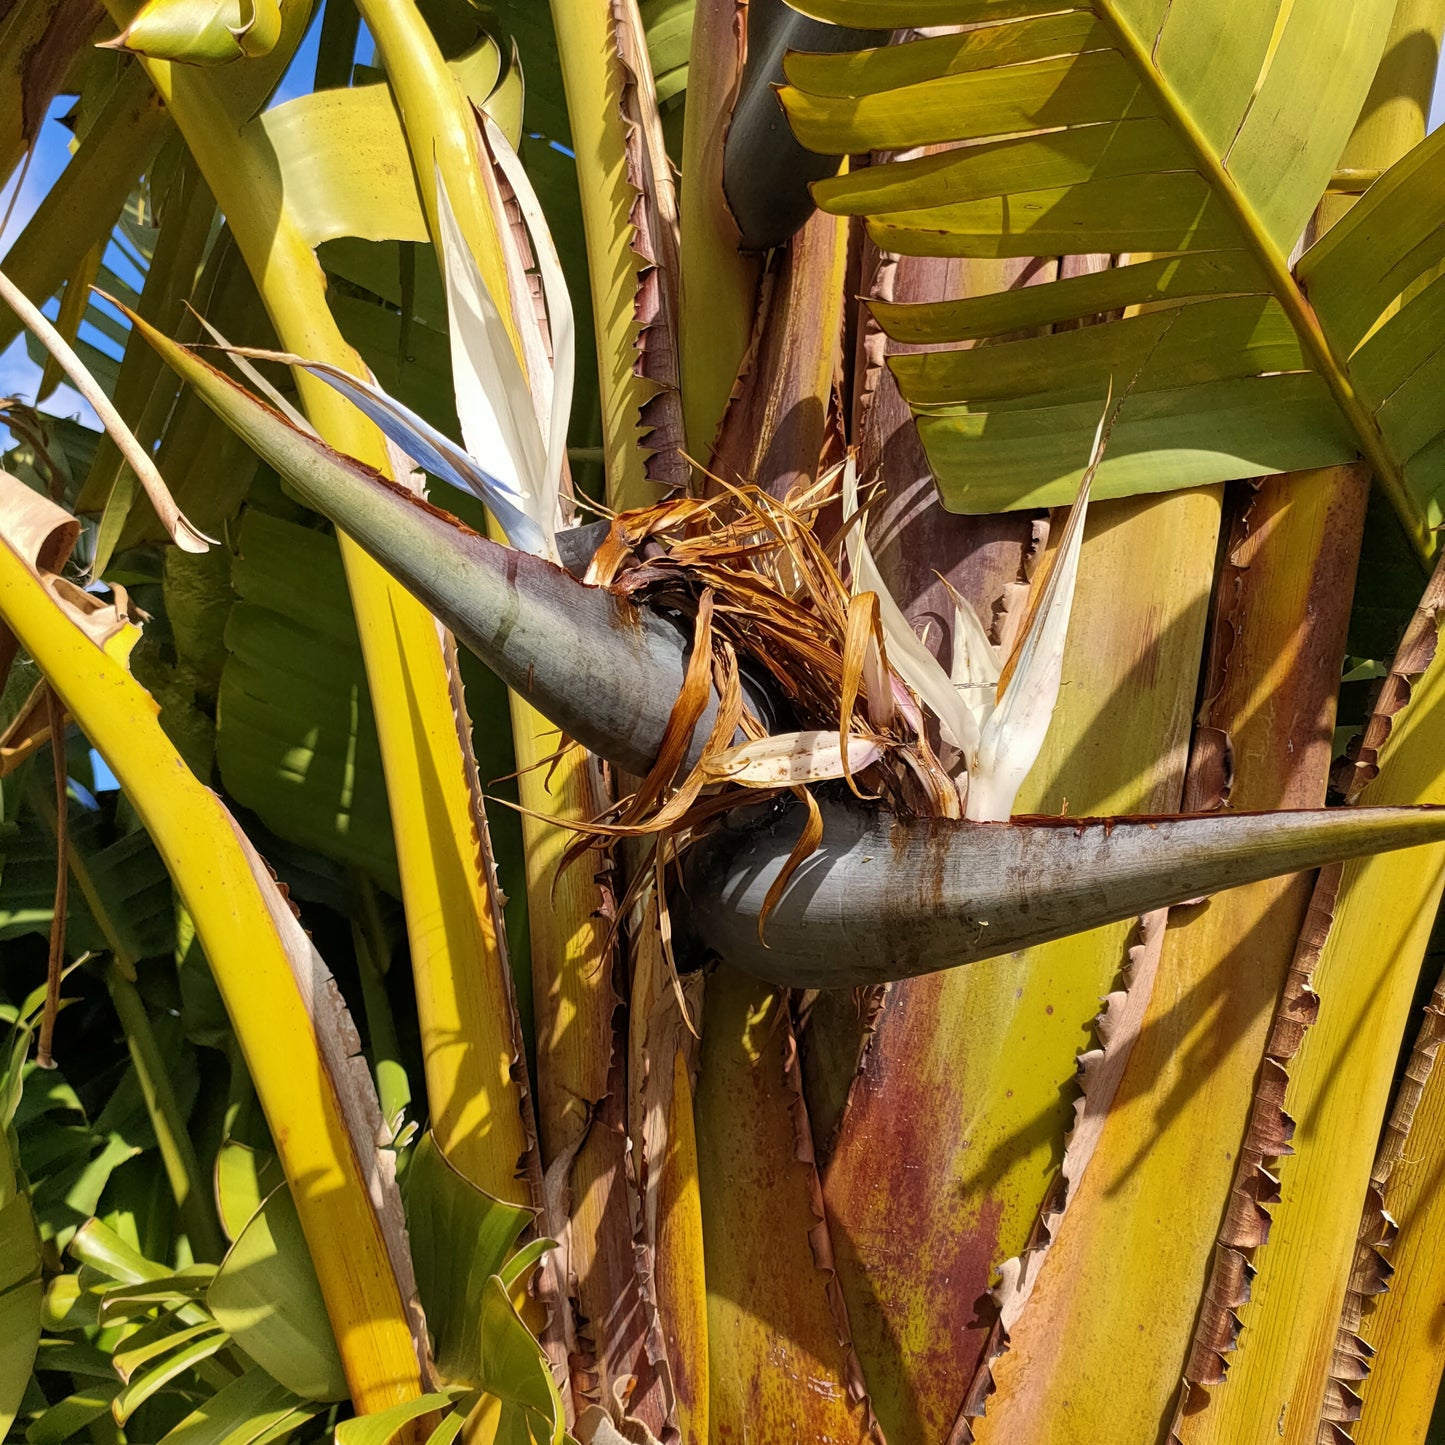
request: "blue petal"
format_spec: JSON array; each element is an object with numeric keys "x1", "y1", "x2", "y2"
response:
[{"x1": 301, "y1": 364, "x2": 550, "y2": 558}]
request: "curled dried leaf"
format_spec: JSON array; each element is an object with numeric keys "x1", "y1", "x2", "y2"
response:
[
  {"x1": 703, "y1": 731, "x2": 884, "y2": 788},
  {"x1": 758, "y1": 786, "x2": 823, "y2": 943},
  {"x1": 0, "y1": 472, "x2": 137, "y2": 655},
  {"x1": 842, "y1": 453, "x2": 977, "y2": 763}
]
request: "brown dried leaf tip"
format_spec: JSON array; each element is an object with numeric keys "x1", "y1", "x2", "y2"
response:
[{"x1": 1176, "y1": 865, "x2": 1339, "y2": 1421}]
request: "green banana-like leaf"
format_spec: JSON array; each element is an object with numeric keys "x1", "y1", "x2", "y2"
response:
[
  {"x1": 644, "y1": 0, "x2": 694, "y2": 103},
  {"x1": 476, "y1": 1274, "x2": 564, "y2": 1445},
  {"x1": 79, "y1": 156, "x2": 224, "y2": 569},
  {"x1": 23, "y1": 1384, "x2": 123, "y2": 1445},
  {"x1": 0, "y1": 1017, "x2": 43, "y2": 1440},
  {"x1": 206, "y1": 1184, "x2": 348, "y2": 1402},
  {"x1": 0, "y1": 63, "x2": 172, "y2": 357},
  {"x1": 403, "y1": 1134, "x2": 531, "y2": 1387},
  {"x1": 35, "y1": 1209, "x2": 317, "y2": 1445},
  {"x1": 0, "y1": 0, "x2": 100, "y2": 186},
  {"x1": 332, "y1": 1391, "x2": 464, "y2": 1445},
  {"x1": 250, "y1": 36, "x2": 513, "y2": 251},
  {"x1": 217, "y1": 505, "x2": 399, "y2": 890},
  {"x1": 111, "y1": 1326, "x2": 232, "y2": 1423},
  {"x1": 778, "y1": 1, "x2": 1445, "y2": 553},
  {"x1": 154, "y1": 1366, "x2": 312, "y2": 1445},
  {"x1": 2, "y1": 405, "x2": 99, "y2": 513},
  {"x1": 0, "y1": 803, "x2": 174, "y2": 959},
  {"x1": 214, "y1": 1141, "x2": 283, "y2": 1244}
]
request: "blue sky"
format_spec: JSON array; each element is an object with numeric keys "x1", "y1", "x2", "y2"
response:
[
  {"x1": 0, "y1": 13, "x2": 374, "y2": 794},
  {"x1": 0, "y1": 5, "x2": 372, "y2": 436}
]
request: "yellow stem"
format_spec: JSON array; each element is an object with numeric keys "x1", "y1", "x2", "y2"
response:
[
  {"x1": 0, "y1": 537, "x2": 425, "y2": 1413},
  {"x1": 103, "y1": 0, "x2": 535, "y2": 1241}
]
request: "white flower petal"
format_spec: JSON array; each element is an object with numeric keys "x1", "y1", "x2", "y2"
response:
[{"x1": 842, "y1": 455, "x2": 980, "y2": 756}]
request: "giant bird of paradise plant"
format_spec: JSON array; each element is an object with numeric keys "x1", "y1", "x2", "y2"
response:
[{"x1": 7, "y1": 1, "x2": 1445, "y2": 1444}]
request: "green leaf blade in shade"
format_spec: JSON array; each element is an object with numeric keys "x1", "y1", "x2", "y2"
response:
[
  {"x1": 68, "y1": 1216, "x2": 173, "y2": 1283},
  {"x1": 0, "y1": 1178, "x2": 41, "y2": 1440},
  {"x1": 333, "y1": 1393, "x2": 461, "y2": 1445},
  {"x1": 0, "y1": 1277, "x2": 44, "y2": 1436},
  {"x1": 420, "y1": 1405, "x2": 468, "y2": 1445},
  {"x1": 24, "y1": 1383, "x2": 123, "y2": 1445},
  {"x1": 217, "y1": 509, "x2": 399, "y2": 890},
  {"x1": 113, "y1": 1319, "x2": 224, "y2": 1382},
  {"x1": 0, "y1": 1190, "x2": 41, "y2": 1294},
  {"x1": 96, "y1": 1270, "x2": 217, "y2": 1323},
  {"x1": 495, "y1": 1237, "x2": 556, "y2": 1294},
  {"x1": 155, "y1": 1366, "x2": 310, "y2": 1445},
  {"x1": 207, "y1": 1186, "x2": 348, "y2": 1402},
  {"x1": 403, "y1": 1134, "x2": 531, "y2": 1387},
  {"x1": 111, "y1": 1328, "x2": 233, "y2": 1423},
  {"x1": 477, "y1": 1276, "x2": 564, "y2": 1445},
  {"x1": 214, "y1": 1142, "x2": 285, "y2": 1244}
]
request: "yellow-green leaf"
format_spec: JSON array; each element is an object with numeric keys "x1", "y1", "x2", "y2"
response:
[
  {"x1": 404, "y1": 1135, "x2": 531, "y2": 1387},
  {"x1": 103, "y1": 0, "x2": 282, "y2": 65},
  {"x1": 0, "y1": 475, "x2": 428, "y2": 1414},
  {"x1": 778, "y1": 2, "x2": 1445, "y2": 551},
  {"x1": 207, "y1": 1185, "x2": 348, "y2": 1402}
]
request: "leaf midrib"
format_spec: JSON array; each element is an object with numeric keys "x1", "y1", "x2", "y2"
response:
[{"x1": 1092, "y1": 1, "x2": 1425, "y2": 553}]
